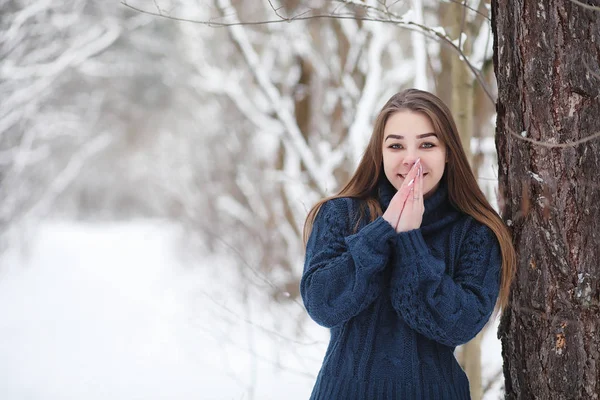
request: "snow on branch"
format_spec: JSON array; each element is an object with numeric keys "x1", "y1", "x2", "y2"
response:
[
  {"x1": 189, "y1": 65, "x2": 283, "y2": 135},
  {"x1": 346, "y1": 21, "x2": 387, "y2": 167},
  {"x1": 410, "y1": 0, "x2": 428, "y2": 90},
  {"x1": 121, "y1": 0, "x2": 495, "y2": 103},
  {"x1": 470, "y1": 17, "x2": 492, "y2": 70},
  {"x1": 2, "y1": 20, "x2": 121, "y2": 80},
  {"x1": 18, "y1": 134, "x2": 113, "y2": 223},
  {"x1": 213, "y1": 0, "x2": 334, "y2": 196}
]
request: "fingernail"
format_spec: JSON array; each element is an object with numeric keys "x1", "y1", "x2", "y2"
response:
[{"x1": 407, "y1": 178, "x2": 415, "y2": 186}]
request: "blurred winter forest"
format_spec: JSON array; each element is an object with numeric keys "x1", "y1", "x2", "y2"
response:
[{"x1": 1, "y1": 0, "x2": 505, "y2": 399}]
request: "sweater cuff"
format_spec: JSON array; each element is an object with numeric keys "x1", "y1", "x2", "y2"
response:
[
  {"x1": 395, "y1": 229, "x2": 430, "y2": 260},
  {"x1": 346, "y1": 216, "x2": 396, "y2": 254}
]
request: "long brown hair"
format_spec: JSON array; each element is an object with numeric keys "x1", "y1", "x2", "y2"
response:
[{"x1": 302, "y1": 89, "x2": 515, "y2": 312}]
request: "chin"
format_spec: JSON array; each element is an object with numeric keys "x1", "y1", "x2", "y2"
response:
[{"x1": 424, "y1": 183, "x2": 441, "y2": 198}]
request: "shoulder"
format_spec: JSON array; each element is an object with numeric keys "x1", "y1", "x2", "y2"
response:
[
  {"x1": 317, "y1": 196, "x2": 354, "y2": 216},
  {"x1": 312, "y1": 196, "x2": 373, "y2": 236},
  {"x1": 457, "y1": 216, "x2": 501, "y2": 257},
  {"x1": 465, "y1": 216, "x2": 496, "y2": 237},
  {"x1": 316, "y1": 196, "x2": 363, "y2": 226}
]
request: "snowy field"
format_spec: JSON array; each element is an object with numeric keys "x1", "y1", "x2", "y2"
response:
[{"x1": 0, "y1": 221, "x2": 503, "y2": 399}]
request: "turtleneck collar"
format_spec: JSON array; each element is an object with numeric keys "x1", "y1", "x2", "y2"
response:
[{"x1": 377, "y1": 174, "x2": 460, "y2": 233}]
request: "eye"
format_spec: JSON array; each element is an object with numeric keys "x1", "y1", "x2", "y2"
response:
[
  {"x1": 421, "y1": 142, "x2": 435, "y2": 149},
  {"x1": 388, "y1": 143, "x2": 403, "y2": 150}
]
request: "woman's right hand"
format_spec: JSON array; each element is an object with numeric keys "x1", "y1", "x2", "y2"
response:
[{"x1": 382, "y1": 160, "x2": 419, "y2": 229}]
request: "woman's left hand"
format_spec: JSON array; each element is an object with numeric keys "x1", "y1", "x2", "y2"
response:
[{"x1": 395, "y1": 161, "x2": 424, "y2": 233}]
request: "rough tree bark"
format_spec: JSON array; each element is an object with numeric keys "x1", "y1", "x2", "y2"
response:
[{"x1": 493, "y1": 1, "x2": 600, "y2": 399}]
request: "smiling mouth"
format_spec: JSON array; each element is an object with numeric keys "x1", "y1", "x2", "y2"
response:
[{"x1": 399, "y1": 173, "x2": 428, "y2": 179}]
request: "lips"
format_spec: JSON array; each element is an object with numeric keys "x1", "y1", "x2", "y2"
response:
[{"x1": 398, "y1": 173, "x2": 428, "y2": 178}]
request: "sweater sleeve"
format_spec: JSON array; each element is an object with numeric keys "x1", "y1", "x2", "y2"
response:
[
  {"x1": 300, "y1": 197, "x2": 396, "y2": 328},
  {"x1": 389, "y1": 220, "x2": 501, "y2": 347}
]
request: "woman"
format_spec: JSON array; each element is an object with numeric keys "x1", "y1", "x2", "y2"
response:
[{"x1": 301, "y1": 89, "x2": 516, "y2": 399}]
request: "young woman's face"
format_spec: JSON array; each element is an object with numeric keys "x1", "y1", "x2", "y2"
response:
[{"x1": 382, "y1": 110, "x2": 447, "y2": 197}]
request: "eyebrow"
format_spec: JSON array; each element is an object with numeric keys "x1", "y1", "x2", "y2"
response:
[{"x1": 384, "y1": 133, "x2": 438, "y2": 141}]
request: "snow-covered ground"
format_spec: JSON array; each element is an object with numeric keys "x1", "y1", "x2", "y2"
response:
[{"x1": 0, "y1": 220, "x2": 502, "y2": 399}]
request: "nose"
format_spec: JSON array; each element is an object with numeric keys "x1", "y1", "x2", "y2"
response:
[{"x1": 402, "y1": 149, "x2": 419, "y2": 167}]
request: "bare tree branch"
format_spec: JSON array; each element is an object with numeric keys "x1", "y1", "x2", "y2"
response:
[
  {"x1": 266, "y1": 0, "x2": 286, "y2": 20},
  {"x1": 201, "y1": 289, "x2": 323, "y2": 346},
  {"x1": 447, "y1": 0, "x2": 490, "y2": 21},
  {"x1": 192, "y1": 298, "x2": 320, "y2": 379},
  {"x1": 458, "y1": 0, "x2": 467, "y2": 52},
  {"x1": 482, "y1": 367, "x2": 503, "y2": 394},
  {"x1": 120, "y1": 0, "x2": 496, "y2": 103},
  {"x1": 212, "y1": 0, "x2": 335, "y2": 196},
  {"x1": 120, "y1": 2, "x2": 389, "y2": 26},
  {"x1": 19, "y1": 133, "x2": 113, "y2": 222},
  {"x1": 508, "y1": 128, "x2": 600, "y2": 149},
  {"x1": 570, "y1": 0, "x2": 600, "y2": 12},
  {"x1": 152, "y1": 0, "x2": 162, "y2": 14},
  {"x1": 347, "y1": 20, "x2": 388, "y2": 166}
]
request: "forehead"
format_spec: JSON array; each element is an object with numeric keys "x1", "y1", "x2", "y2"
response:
[{"x1": 383, "y1": 111, "x2": 435, "y2": 137}]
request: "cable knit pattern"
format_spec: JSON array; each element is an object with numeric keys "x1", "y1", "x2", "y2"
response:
[
  {"x1": 391, "y1": 223, "x2": 501, "y2": 347},
  {"x1": 301, "y1": 178, "x2": 502, "y2": 399},
  {"x1": 301, "y1": 197, "x2": 397, "y2": 328}
]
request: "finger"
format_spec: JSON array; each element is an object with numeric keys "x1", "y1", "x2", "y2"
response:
[
  {"x1": 409, "y1": 170, "x2": 419, "y2": 202},
  {"x1": 390, "y1": 184, "x2": 412, "y2": 226},
  {"x1": 387, "y1": 190, "x2": 406, "y2": 216},
  {"x1": 400, "y1": 160, "x2": 420, "y2": 190},
  {"x1": 395, "y1": 173, "x2": 417, "y2": 205},
  {"x1": 410, "y1": 161, "x2": 423, "y2": 202},
  {"x1": 418, "y1": 163, "x2": 424, "y2": 203},
  {"x1": 396, "y1": 186, "x2": 417, "y2": 232}
]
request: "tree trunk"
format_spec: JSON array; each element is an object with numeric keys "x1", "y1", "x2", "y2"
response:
[
  {"x1": 450, "y1": 7, "x2": 474, "y2": 166},
  {"x1": 492, "y1": 1, "x2": 600, "y2": 399},
  {"x1": 444, "y1": 3, "x2": 482, "y2": 399}
]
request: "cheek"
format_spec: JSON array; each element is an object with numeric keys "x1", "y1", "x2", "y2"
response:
[
  {"x1": 432, "y1": 151, "x2": 447, "y2": 173},
  {"x1": 382, "y1": 153, "x2": 396, "y2": 170},
  {"x1": 436, "y1": 159, "x2": 447, "y2": 174}
]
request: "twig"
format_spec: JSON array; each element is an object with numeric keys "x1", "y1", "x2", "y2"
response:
[
  {"x1": 212, "y1": 0, "x2": 333, "y2": 196},
  {"x1": 508, "y1": 128, "x2": 600, "y2": 149},
  {"x1": 120, "y1": 1, "x2": 495, "y2": 103},
  {"x1": 201, "y1": 289, "x2": 323, "y2": 346},
  {"x1": 266, "y1": 0, "x2": 286, "y2": 20},
  {"x1": 482, "y1": 367, "x2": 504, "y2": 394},
  {"x1": 458, "y1": 0, "x2": 467, "y2": 52},
  {"x1": 153, "y1": 0, "x2": 161, "y2": 14},
  {"x1": 570, "y1": 0, "x2": 600, "y2": 11},
  {"x1": 425, "y1": 25, "x2": 494, "y2": 102},
  {"x1": 446, "y1": 0, "x2": 490, "y2": 20},
  {"x1": 121, "y1": 1, "x2": 371, "y2": 26}
]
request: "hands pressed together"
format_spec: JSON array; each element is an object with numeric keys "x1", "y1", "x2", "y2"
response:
[{"x1": 382, "y1": 159, "x2": 424, "y2": 233}]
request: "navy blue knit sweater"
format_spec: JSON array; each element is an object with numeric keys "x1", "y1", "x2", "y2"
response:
[{"x1": 301, "y1": 177, "x2": 501, "y2": 399}]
